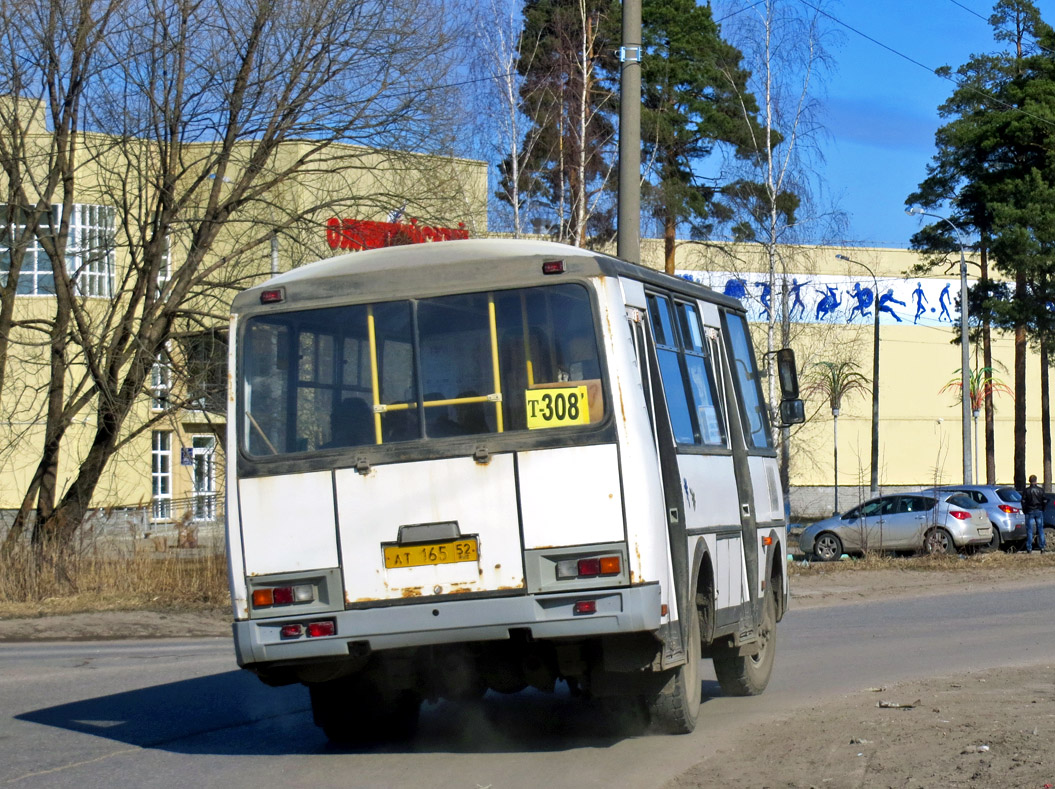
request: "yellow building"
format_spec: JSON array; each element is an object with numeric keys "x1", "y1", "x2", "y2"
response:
[
  {"x1": 656, "y1": 240, "x2": 1043, "y2": 517},
  {"x1": 0, "y1": 117, "x2": 487, "y2": 547}
]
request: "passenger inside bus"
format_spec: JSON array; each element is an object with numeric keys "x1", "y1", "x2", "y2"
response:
[
  {"x1": 424, "y1": 393, "x2": 463, "y2": 437},
  {"x1": 324, "y1": 397, "x2": 373, "y2": 448},
  {"x1": 453, "y1": 390, "x2": 491, "y2": 435}
]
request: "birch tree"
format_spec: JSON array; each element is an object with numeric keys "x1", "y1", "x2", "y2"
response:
[
  {"x1": 713, "y1": 0, "x2": 839, "y2": 495},
  {"x1": 501, "y1": 0, "x2": 619, "y2": 245}
]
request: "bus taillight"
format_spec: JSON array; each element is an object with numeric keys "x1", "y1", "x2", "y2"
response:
[{"x1": 556, "y1": 555, "x2": 621, "y2": 579}]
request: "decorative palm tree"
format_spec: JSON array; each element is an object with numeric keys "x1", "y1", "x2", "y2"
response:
[
  {"x1": 806, "y1": 360, "x2": 870, "y2": 515},
  {"x1": 940, "y1": 367, "x2": 1013, "y2": 482}
]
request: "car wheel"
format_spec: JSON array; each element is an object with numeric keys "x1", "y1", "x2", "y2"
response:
[
  {"x1": 983, "y1": 526, "x2": 1002, "y2": 553},
  {"x1": 812, "y1": 532, "x2": 842, "y2": 562},
  {"x1": 924, "y1": 527, "x2": 955, "y2": 555}
]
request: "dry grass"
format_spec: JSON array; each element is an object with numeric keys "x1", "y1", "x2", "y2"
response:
[
  {"x1": 0, "y1": 542, "x2": 229, "y2": 619},
  {"x1": 788, "y1": 547, "x2": 1055, "y2": 578},
  {"x1": 0, "y1": 534, "x2": 1043, "y2": 620}
]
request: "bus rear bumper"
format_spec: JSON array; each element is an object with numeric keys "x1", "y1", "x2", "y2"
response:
[{"x1": 232, "y1": 583, "x2": 662, "y2": 668}]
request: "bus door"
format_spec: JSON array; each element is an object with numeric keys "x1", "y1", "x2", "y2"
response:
[
  {"x1": 643, "y1": 293, "x2": 749, "y2": 631},
  {"x1": 716, "y1": 311, "x2": 776, "y2": 630},
  {"x1": 625, "y1": 302, "x2": 686, "y2": 666}
]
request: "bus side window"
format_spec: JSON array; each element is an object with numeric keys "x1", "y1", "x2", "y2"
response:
[
  {"x1": 646, "y1": 293, "x2": 697, "y2": 445},
  {"x1": 724, "y1": 312, "x2": 772, "y2": 449},
  {"x1": 645, "y1": 293, "x2": 726, "y2": 446}
]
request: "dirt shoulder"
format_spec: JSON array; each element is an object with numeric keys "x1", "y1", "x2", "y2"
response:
[
  {"x1": 788, "y1": 559, "x2": 1055, "y2": 610},
  {"x1": 667, "y1": 557, "x2": 1055, "y2": 789},
  {"x1": 667, "y1": 666, "x2": 1055, "y2": 789},
  {"x1": 0, "y1": 608, "x2": 231, "y2": 641}
]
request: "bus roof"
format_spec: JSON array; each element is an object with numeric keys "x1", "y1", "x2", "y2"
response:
[{"x1": 231, "y1": 238, "x2": 746, "y2": 314}]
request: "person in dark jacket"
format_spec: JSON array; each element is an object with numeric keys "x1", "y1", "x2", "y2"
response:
[{"x1": 1022, "y1": 475, "x2": 1047, "y2": 554}]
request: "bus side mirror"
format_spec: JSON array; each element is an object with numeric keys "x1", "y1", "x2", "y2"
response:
[
  {"x1": 779, "y1": 398, "x2": 805, "y2": 426},
  {"x1": 776, "y1": 348, "x2": 799, "y2": 400}
]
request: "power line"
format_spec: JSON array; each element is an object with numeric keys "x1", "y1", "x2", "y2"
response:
[
  {"x1": 795, "y1": 0, "x2": 1055, "y2": 132},
  {"x1": 945, "y1": 0, "x2": 987, "y2": 22}
]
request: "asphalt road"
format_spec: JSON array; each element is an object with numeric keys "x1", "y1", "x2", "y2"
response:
[{"x1": 3, "y1": 581, "x2": 1055, "y2": 789}]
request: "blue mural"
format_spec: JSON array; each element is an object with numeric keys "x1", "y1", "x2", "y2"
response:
[
  {"x1": 847, "y1": 282, "x2": 873, "y2": 321},
  {"x1": 938, "y1": 283, "x2": 952, "y2": 322},
  {"x1": 678, "y1": 270, "x2": 964, "y2": 328},
  {"x1": 911, "y1": 282, "x2": 928, "y2": 324},
  {"x1": 788, "y1": 278, "x2": 807, "y2": 320},
  {"x1": 814, "y1": 285, "x2": 841, "y2": 321},
  {"x1": 878, "y1": 289, "x2": 905, "y2": 323}
]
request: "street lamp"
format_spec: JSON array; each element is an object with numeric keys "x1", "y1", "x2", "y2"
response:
[
  {"x1": 835, "y1": 254, "x2": 880, "y2": 494},
  {"x1": 905, "y1": 206, "x2": 972, "y2": 485}
]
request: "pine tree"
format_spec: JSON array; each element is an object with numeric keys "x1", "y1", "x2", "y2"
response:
[
  {"x1": 907, "y1": 0, "x2": 1055, "y2": 488},
  {"x1": 639, "y1": 0, "x2": 765, "y2": 273}
]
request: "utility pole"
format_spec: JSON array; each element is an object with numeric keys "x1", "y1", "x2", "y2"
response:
[{"x1": 617, "y1": 0, "x2": 641, "y2": 264}]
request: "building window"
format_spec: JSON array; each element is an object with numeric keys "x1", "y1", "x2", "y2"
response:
[
  {"x1": 180, "y1": 329, "x2": 228, "y2": 414},
  {"x1": 0, "y1": 203, "x2": 115, "y2": 297},
  {"x1": 151, "y1": 351, "x2": 172, "y2": 411},
  {"x1": 151, "y1": 431, "x2": 172, "y2": 521},
  {"x1": 68, "y1": 204, "x2": 116, "y2": 297},
  {"x1": 0, "y1": 207, "x2": 56, "y2": 295},
  {"x1": 191, "y1": 435, "x2": 216, "y2": 521}
]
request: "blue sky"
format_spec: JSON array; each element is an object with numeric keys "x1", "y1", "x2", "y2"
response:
[{"x1": 813, "y1": 0, "x2": 1014, "y2": 248}]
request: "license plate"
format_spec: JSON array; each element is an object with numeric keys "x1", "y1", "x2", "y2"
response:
[{"x1": 383, "y1": 538, "x2": 479, "y2": 569}]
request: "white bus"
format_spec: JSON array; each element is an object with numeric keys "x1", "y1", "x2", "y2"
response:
[{"x1": 226, "y1": 239, "x2": 804, "y2": 741}]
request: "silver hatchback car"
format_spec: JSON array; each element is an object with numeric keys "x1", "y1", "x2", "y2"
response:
[
  {"x1": 919, "y1": 485, "x2": 1026, "y2": 551},
  {"x1": 799, "y1": 492, "x2": 994, "y2": 561}
]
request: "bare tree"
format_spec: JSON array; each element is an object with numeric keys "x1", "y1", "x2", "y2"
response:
[
  {"x1": 712, "y1": 0, "x2": 844, "y2": 498},
  {"x1": 501, "y1": 0, "x2": 618, "y2": 245},
  {"x1": 0, "y1": 0, "x2": 475, "y2": 555},
  {"x1": 469, "y1": 0, "x2": 547, "y2": 237}
]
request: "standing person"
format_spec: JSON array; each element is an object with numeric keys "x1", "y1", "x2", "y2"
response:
[{"x1": 1022, "y1": 474, "x2": 1047, "y2": 554}]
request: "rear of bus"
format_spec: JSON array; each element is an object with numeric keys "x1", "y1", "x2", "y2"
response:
[{"x1": 226, "y1": 240, "x2": 670, "y2": 739}]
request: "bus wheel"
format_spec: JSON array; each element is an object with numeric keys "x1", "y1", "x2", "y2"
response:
[
  {"x1": 646, "y1": 605, "x2": 702, "y2": 734},
  {"x1": 713, "y1": 588, "x2": 776, "y2": 697},
  {"x1": 309, "y1": 676, "x2": 421, "y2": 744}
]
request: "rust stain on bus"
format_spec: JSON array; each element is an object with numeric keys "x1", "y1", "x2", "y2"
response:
[{"x1": 401, "y1": 587, "x2": 423, "y2": 598}]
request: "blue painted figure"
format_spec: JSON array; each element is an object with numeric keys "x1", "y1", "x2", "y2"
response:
[
  {"x1": 938, "y1": 283, "x2": 952, "y2": 322},
  {"x1": 846, "y1": 282, "x2": 874, "y2": 322},
  {"x1": 878, "y1": 289, "x2": 905, "y2": 322},
  {"x1": 789, "y1": 278, "x2": 807, "y2": 320},
  {"x1": 912, "y1": 282, "x2": 928, "y2": 324},
  {"x1": 815, "y1": 285, "x2": 842, "y2": 321},
  {"x1": 756, "y1": 282, "x2": 771, "y2": 320},
  {"x1": 723, "y1": 278, "x2": 748, "y2": 300}
]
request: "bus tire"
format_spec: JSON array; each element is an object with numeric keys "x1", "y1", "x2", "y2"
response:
[
  {"x1": 713, "y1": 588, "x2": 776, "y2": 697},
  {"x1": 646, "y1": 605, "x2": 702, "y2": 734},
  {"x1": 309, "y1": 676, "x2": 421, "y2": 744}
]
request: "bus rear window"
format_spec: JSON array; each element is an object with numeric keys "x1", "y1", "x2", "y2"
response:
[{"x1": 240, "y1": 284, "x2": 604, "y2": 456}]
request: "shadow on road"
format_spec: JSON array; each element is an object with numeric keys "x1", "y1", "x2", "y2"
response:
[{"x1": 16, "y1": 671, "x2": 725, "y2": 755}]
